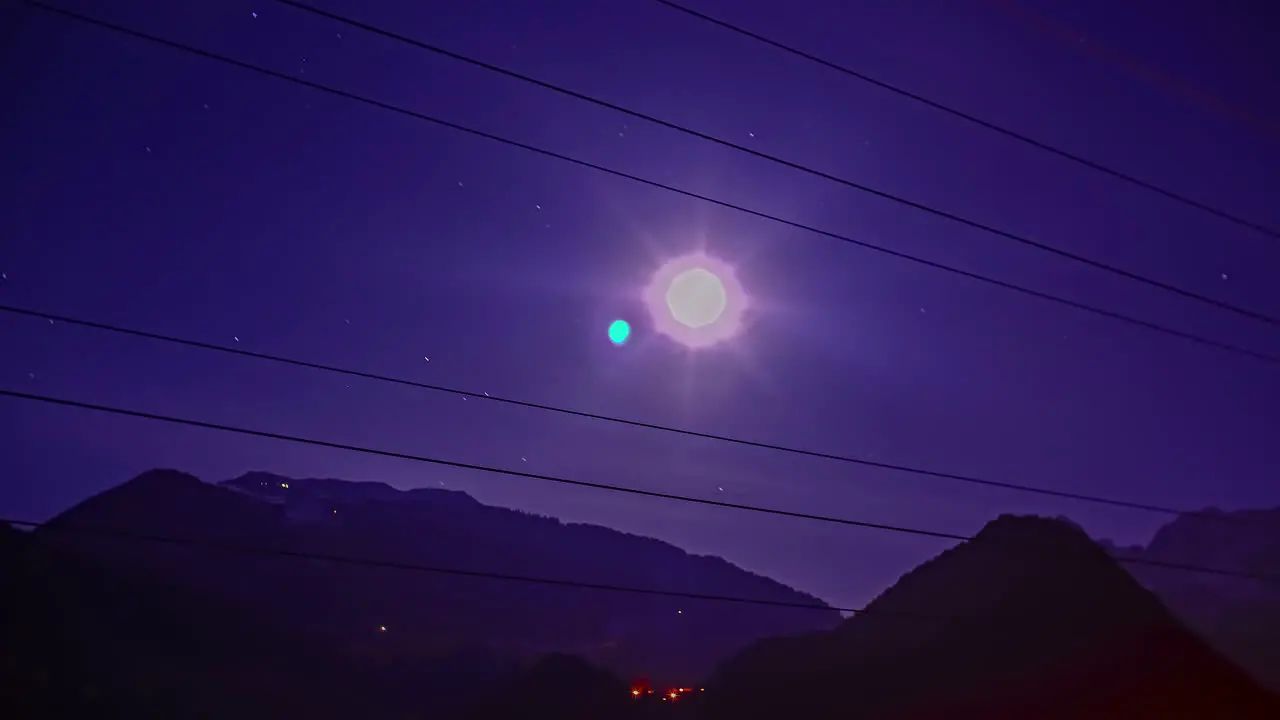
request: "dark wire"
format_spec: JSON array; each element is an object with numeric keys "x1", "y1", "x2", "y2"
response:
[
  {"x1": 6, "y1": 3, "x2": 1276, "y2": 638},
  {"x1": 0, "y1": 302, "x2": 1226, "y2": 519},
  {"x1": 648, "y1": 0, "x2": 1280, "y2": 242},
  {"x1": 3, "y1": 516, "x2": 858, "y2": 613},
  {"x1": 12, "y1": 3, "x2": 1280, "y2": 526},
  {"x1": 2, "y1": 387, "x2": 1276, "y2": 585},
  {"x1": 267, "y1": 0, "x2": 1280, "y2": 329},
  {"x1": 12, "y1": 1, "x2": 1280, "y2": 541},
  {"x1": 19, "y1": 2, "x2": 1280, "y2": 372}
]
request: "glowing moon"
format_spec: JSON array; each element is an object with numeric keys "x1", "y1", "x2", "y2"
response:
[
  {"x1": 666, "y1": 268, "x2": 726, "y2": 329},
  {"x1": 644, "y1": 253, "x2": 746, "y2": 348}
]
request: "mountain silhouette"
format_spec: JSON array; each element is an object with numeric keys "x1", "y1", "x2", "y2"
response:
[
  {"x1": 0, "y1": 517, "x2": 436, "y2": 719},
  {"x1": 702, "y1": 514, "x2": 1280, "y2": 719},
  {"x1": 34, "y1": 469, "x2": 840, "y2": 683},
  {"x1": 1100, "y1": 506, "x2": 1280, "y2": 694},
  {"x1": 463, "y1": 653, "x2": 634, "y2": 719},
  {"x1": 18, "y1": 471, "x2": 1276, "y2": 718},
  {"x1": 1, "y1": 521, "x2": 693, "y2": 718}
]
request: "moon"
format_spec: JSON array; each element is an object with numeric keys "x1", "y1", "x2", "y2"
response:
[
  {"x1": 666, "y1": 268, "x2": 726, "y2": 328},
  {"x1": 643, "y1": 253, "x2": 746, "y2": 348}
]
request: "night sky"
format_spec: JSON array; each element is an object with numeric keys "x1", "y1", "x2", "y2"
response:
[{"x1": 3, "y1": 0, "x2": 1279, "y2": 611}]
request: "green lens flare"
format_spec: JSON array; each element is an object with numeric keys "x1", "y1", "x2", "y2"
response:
[{"x1": 608, "y1": 319, "x2": 631, "y2": 345}]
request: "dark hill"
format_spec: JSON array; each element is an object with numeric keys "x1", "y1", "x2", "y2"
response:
[
  {"x1": 1, "y1": 524, "x2": 694, "y2": 718},
  {"x1": 464, "y1": 653, "x2": 632, "y2": 719},
  {"x1": 36, "y1": 469, "x2": 840, "y2": 682},
  {"x1": 702, "y1": 515, "x2": 1280, "y2": 719},
  {"x1": 1100, "y1": 506, "x2": 1280, "y2": 693},
  {"x1": 0, "y1": 521, "x2": 430, "y2": 719}
]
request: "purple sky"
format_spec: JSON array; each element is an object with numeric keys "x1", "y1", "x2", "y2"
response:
[{"x1": 2, "y1": 0, "x2": 1279, "y2": 610}]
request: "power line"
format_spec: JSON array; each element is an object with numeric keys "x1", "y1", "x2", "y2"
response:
[
  {"x1": 1, "y1": 386, "x2": 1276, "y2": 585},
  {"x1": 267, "y1": 0, "x2": 1280, "y2": 330},
  {"x1": 0, "y1": 386, "x2": 965, "y2": 541},
  {"x1": 21, "y1": 3, "x2": 1280, "y2": 373},
  {"x1": 10, "y1": 4, "x2": 1276, "y2": 618},
  {"x1": 14, "y1": 4, "x2": 1280, "y2": 529},
  {"x1": 650, "y1": 0, "x2": 1280, "y2": 241},
  {"x1": 12, "y1": 3, "x2": 1280, "y2": 537},
  {"x1": 14, "y1": 2, "x2": 1280, "y2": 546},
  {"x1": 2, "y1": 516, "x2": 857, "y2": 613},
  {"x1": 0, "y1": 302, "x2": 1230, "y2": 519},
  {"x1": 982, "y1": 0, "x2": 1280, "y2": 148},
  {"x1": 8, "y1": 519, "x2": 1280, "y2": 647}
]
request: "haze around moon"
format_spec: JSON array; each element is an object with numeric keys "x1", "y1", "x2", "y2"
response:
[{"x1": 643, "y1": 252, "x2": 746, "y2": 349}]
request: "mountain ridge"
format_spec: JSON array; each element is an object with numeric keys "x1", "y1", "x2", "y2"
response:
[
  {"x1": 14, "y1": 475, "x2": 1279, "y2": 718},
  {"x1": 34, "y1": 468, "x2": 841, "y2": 682},
  {"x1": 703, "y1": 514, "x2": 1280, "y2": 719},
  {"x1": 1099, "y1": 506, "x2": 1280, "y2": 694},
  {"x1": 221, "y1": 469, "x2": 831, "y2": 600}
]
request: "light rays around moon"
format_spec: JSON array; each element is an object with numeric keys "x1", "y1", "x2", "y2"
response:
[{"x1": 643, "y1": 253, "x2": 747, "y2": 349}]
